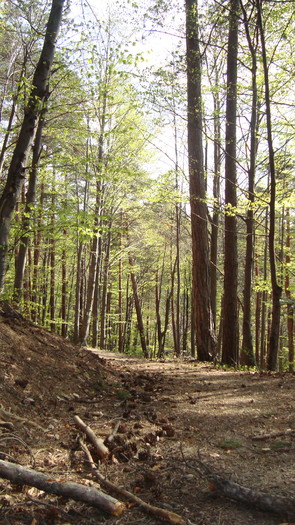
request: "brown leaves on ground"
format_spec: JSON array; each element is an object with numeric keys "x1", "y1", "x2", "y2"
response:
[{"x1": 0, "y1": 305, "x2": 294, "y2": 524}]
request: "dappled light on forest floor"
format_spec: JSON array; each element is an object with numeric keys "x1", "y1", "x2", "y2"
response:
[{"x1": 0, "y1": 312, "x2": 294, "y2": 524}]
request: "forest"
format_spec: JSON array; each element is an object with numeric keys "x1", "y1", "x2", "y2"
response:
[{"x1": 0, "y1": 0, "x2": 294, "y2": 371}]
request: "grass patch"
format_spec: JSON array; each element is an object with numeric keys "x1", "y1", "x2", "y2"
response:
[
  {"x1": 218, "y1": 439, "x2": 242, "y2": 450},
  {"x1": 270, "y1": 440, "x2": 292, "y2": 450},
  {"x1": 115, "y1": 389, "x2": 132, "y2": 400}
]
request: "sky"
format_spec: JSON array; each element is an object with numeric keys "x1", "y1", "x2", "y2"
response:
[{"x1": 68, "y1": 0, "x2": 187, "y2": 178}]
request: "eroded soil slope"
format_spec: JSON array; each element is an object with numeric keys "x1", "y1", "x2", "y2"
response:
[{"x1": 0, "y1": 304, "x2": 294, "y2": 525}]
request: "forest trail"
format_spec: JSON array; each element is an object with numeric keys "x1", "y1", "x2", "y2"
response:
[{"x1": 0, "y1": 305, "x2": 294, "y2": 524}]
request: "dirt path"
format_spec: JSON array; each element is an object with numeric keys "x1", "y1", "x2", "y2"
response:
[
  {"x1": 0, "y1": 309, "x2": 294, "y2": 525},
  {"x1": 89, "y1": 349, "x2": 295, "y2": 525}
]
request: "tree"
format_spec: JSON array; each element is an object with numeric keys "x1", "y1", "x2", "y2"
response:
[
  {"x1": 221, "y1": 0, "x2": 239, "y2": 366},
  {"x1": 0, "y1": 0, "x2": 65, "y2": 290},
  {"x1": 240, "y1": 0, "x2": 259, "y2": 366},
  {"x1": 256, "y1": 0, "x2": 282, "y2": 371},
  {"x1": 186, "y1": 0, "x2": 216, "y2": 361}
]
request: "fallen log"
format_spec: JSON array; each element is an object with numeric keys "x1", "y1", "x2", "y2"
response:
[
  {"x1": 191, "y1": 458, "x2": 295, "y2": 520},
  {"x1": 73, "y1": 415, "x2": 109, "y2": 460},
  {"x1": 79, "y1": 439, "x2": 185, "y2": 525},
  {"x1": 0, "y1": 459, "x2": 125, "y2": 516},
  {"x1": 252, "y1": 428, "x2": 295, "y2": 441}
]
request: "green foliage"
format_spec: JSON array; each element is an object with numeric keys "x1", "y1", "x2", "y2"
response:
[
  {"x1": 218, "y1": 439, "x2": 242, "y2": 450},
  {"x1": 0, "y1": 0, "x2": 294, "y2": 366}
]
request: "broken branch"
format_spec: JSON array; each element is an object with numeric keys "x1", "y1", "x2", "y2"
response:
[{"x1": 73, "y1": 415, "x2": 109, "y2": 460}]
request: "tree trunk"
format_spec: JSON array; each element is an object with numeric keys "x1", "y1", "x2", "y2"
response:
[
  {"x1": 92, "y1": 238, "x2": 102, "y2": 348},
  {"x1": 285, "y1": 209, "x2": 294, "y2": 372},
  {"x1": 186, "y1": 0, "x2": 216, "y2": 361},
  {"x1": 0, "y1": 86, "x2": 20, "y2": 175},
  {"x1": 155, "y1": 269, "x2": 163, "y2": 356},
  {"x1": 240, "y1": 4, "x2": 258, "y2": 366},
  {"x1": 129, "y1": 255, "x2": 148, "y2": 358},
  {"x1": 49, "y1": 182, "x2": 56, "y2": 332},
  {"x1": 210, "y1": 83, "x2": 221, "y2": 329},
  {"x1": 0, "y1": 0, "x2": 65, "y2": 290},
  {"x1": 61, "y1": 231, "x2": 68, "y2": 338},
  {"x1": 222, "y1": 0, "x2": 239, "y2": 366},
  {"x1": 100, "y1": 225, "x2": 112, "y2": 349},
  {"x1": 118, "y1": 245, "x2": 124, "y2": 353},
  {"x1": 256, "y1": 0, "x2": 282, "y2": 371},
  {"x1": 31, "y1": 182, "x2": 44, "y2": 323},
  {"x1": 79, "y1": 181, "x2": 103, "y2": 345},
  {"x1": 255, "y1": 256, "x2": 261, "y2": 365},
  {"x1": 123, "y1": 279, "x2": 133, "y2": 354},
  {"x1": 13, "y1": 97, "x2": 47, "y2": 302}
]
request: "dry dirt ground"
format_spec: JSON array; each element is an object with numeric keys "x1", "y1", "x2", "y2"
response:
[{"x1": 0, "y1": 304, "x2": 294, "y2": 525}]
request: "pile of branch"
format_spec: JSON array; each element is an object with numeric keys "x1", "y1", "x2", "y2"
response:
[
  {"x1": 1, "y1": 411, "x2": 294, "y2": 523},
  {"x1": 0, "y1": 415, "x2": 185, "y2": 525},
  {"x1": 74, "y1": 415, "x2": 186, "y2": 525}
]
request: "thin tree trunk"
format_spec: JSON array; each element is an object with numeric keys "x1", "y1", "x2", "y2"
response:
[
  {"x1": 100, "y1": 225, "x2": 112, "y2": 349},
  {"x1": 80, "y1": 82, "x2": 107, "y2": 345},
  {"x1": 255, "y1": 256, "x2": 261, "y2": 365},
  {"x1": 79, "y1": 181, "x2": 103, "y2": 345},
  {"x1": 118, "y1": 245, "x2": 123, "y2": 353},
  {"x1": 173, "y1": 104, "x2": 181, "y2": 357},
  {"x1": 155, "y1": 268, "x2": 163, "y2": 356},
  {"x1": 31, "y1": 182, "x2": 44, "y2": 323},
  {"x1": 257, "y1": 0, "x2": 282, "y2": 371},
  {"x1": 61, "y1": 231, "x2": 67, "y2": 338},
  {"x1": 0, "y1": 0, "x2": 65, "y2": 290},
  {"x1": 49, "y1": 182, "x2": 56, "y2": 332},
  {"x1": 190, "y1": 288, "x2": 196, "y2": 358},
  {"x1": 170, "y1": 253, "x2": 179, "y2": 356},
  {"x1": 240, "y1": 3, "x2": 258, "y2": 366},
  {"x1": 0, "y1": 57, "x2": 28, "y2": 175},
  {"x1": 285, "y1": 209, "x2": 294, "y2": 372},
  {"x1": 122, "y1": 278, "x2": 132, "y2": 353},
  {"x1": 73, "y1": 242, "x2": 83, "y2": 344},
  {"x1": 210, "y1": 83, "x2": 221, "y2": 329},
  {"x1": 92, "y1": 238, "x2": 102, "y2": 348},
  {"x1": 0, "y1": 90, "x2": 19, "y2": 175},
  {"x1": 129, "y1": 255, "x2": 148, "y2": 358},
  {"x1": 182, "y1": 283, "x2": 189, "y2": 355},
  {"x1": 106, "y1": 290, "x2": 112, "y2": 349}
]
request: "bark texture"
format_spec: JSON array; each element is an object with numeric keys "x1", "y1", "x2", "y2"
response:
[
  {"x1": 222, "y1": 0, "x2": 239, "y2": 366},
  {"x1": 186, "y1": 0, "x2": 216, "y2": 361}
]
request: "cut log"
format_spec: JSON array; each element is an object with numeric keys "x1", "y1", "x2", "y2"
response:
[
  {"x1": 73, "y1": 415, "x2": 109, "y2": 459},
  {"x1": 0, "y1": 459, "x2": 125, "y2": 516}
]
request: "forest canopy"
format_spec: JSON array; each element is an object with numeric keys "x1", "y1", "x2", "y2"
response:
[{"x1": 0, "y1": 0, "x2": 294, "y2": 371}]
